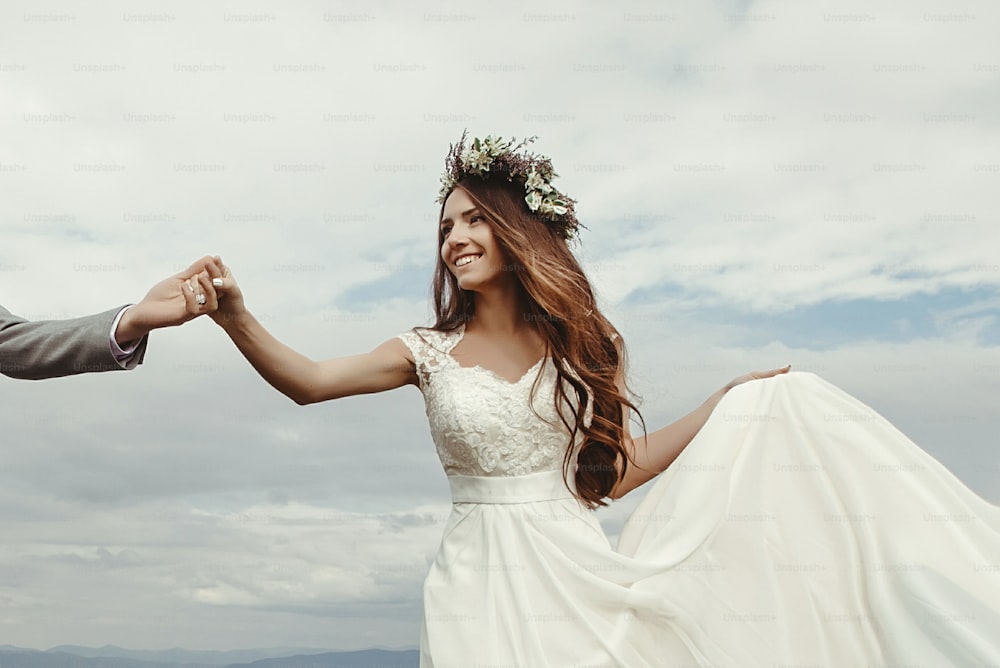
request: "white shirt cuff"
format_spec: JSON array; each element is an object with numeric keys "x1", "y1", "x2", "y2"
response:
[{"x1": 110, "y1": 305, "x2": 142, "y2": 366}]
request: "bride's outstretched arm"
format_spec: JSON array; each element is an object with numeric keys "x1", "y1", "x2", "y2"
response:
[
  {"x1": 207, "y1": 258, "x2": 416, "y2": 404},
  {"x1": 608, "y1": 365, "x2": 790, "y2": 499}
]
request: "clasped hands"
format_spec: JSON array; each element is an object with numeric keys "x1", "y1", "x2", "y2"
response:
[{"x1": 114, "y1": 255, "x2": 241, "y2": 347}]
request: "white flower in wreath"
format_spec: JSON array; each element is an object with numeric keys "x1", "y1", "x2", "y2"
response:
[
  {"x1": 462, "y1": 149, "x2": 487, "y2": 174},
  {"x1": 525, "y1": 189, "x2": 543, "y2": 212},
  {"x1": 546, "y1": 198, "x2": 568, "y2": 217},
  {"x1": 481, "y1": 135, "x2": 505, "y2": 154},
  {"x1": 537, "y1": 196, "x2": 568, "y2": 218},
  {"x1": 524, "y1": 167, "x2": 552, "y2": 194},
  {"x1": 438, "y1": 175, "x2": 456, "y2": 200}
]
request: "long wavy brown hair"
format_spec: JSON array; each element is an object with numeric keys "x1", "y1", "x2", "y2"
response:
[{"x1": 428, "y1": 177, "x2": 647, "y2": 508}]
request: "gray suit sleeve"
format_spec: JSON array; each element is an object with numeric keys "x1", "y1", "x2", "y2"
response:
[{"x1": 0, "y1": 304, "x2": 148, "y2": 380}]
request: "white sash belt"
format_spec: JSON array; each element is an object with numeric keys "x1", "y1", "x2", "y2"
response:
[{"x1": 448, "y1": 469, "x2": 576, "y2": 504}]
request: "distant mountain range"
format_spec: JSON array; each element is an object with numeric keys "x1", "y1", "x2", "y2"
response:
[{"x1": 0, "y1": 646, "x2": 418, "y2": 668}]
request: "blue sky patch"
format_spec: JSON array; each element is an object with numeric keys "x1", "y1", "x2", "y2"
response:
[{"x1": 623, "y1": 284, "x2": 1000, "y2": 348}]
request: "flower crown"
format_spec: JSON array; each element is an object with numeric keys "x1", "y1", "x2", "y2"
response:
[{"x1": 436, "y1": 131, "x2": 582, "y2": 241}]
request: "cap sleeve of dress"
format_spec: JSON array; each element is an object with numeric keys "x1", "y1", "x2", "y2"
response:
[{"x1": 396, "y1": 328, "x2": 454, "y2": 390}]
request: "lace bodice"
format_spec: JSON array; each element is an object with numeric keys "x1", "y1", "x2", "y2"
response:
[{"x1": 397, "y1": 324, "x2": 592, "y2": 478}]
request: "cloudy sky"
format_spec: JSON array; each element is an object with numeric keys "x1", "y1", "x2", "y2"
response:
[{"x1": 1, "y1": 0, "x2": 998, "y2": 653}]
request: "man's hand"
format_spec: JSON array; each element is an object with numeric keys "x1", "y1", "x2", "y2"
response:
[{"x1": 114, "y1": 256, "x2": 225, "y2": 346}]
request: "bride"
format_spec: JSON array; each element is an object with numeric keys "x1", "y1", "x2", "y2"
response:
[{"x1": 198, "y1": 133, "x2": 1000, "y2": 666}]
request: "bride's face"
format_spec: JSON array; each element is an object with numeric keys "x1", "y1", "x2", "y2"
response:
[{"x1": 440, "y1": 187, "x2": 510, "y2": 292}]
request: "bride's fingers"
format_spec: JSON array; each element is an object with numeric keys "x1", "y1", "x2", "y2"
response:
[
  {"x1": 752, "y1": 365, "x2": 792, "y2": 380},
  {"x1": 195, "y1": 271, "x2": 219, "y2": 312},
  {"x1": 208, "y1": 263, "x2": 238, "y2": 296},
  {"x1": 728, "y1": 365, "x2": 792, "y2": 390},
  {"x1": 766, "y1": 364, "x2": 792, "y2": 377},
  {"x1": 174, "y1": 255, "x2": 215, "y2": 280},
  {"x1": 182, "y1": 277, "x2": 202, "y2": 316},
  {"x1": 209, "y1": 272, "x2": 232, "y2": 294},
  {"x1": 204, "y1": 257, "x2": 225, "y2": 282}
]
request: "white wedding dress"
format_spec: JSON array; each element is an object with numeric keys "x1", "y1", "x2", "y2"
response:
[{"x1": 397, "y1": 324, "x2": 1000, "y2": 667}]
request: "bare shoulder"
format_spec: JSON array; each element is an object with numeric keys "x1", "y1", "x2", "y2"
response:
[
  {"x1": 375, "y1": 335, "x2": 416, "y2": 368},
  {"x1": 370, "y1": 336, "x2": 417, "y2": 386}
]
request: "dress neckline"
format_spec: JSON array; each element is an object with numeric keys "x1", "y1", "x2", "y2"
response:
[{"x1": 446, "y1": 322, "x2": 549, "y2": 386}]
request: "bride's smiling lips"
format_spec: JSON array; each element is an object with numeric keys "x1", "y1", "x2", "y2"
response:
[{"x1": 454, "y1": 253, "x2": 484, "y2": 269}]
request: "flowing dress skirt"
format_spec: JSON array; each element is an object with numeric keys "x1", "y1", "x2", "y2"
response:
[{"x1": 420, "y1": 372, "x2": 1000, "y2": 667}]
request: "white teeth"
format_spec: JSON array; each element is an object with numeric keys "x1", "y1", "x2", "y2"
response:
[{"x1": 456, "y1": 254, "x2": 482, "y2": 267}]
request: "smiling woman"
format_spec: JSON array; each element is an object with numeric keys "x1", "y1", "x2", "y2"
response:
[{"x1": 199, "y1": 133, "x2": 1000, "y2": 667}]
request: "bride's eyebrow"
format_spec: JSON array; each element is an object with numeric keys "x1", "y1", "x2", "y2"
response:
[{"x1": 440, "y1": 207, "x2": 480, "y2": 228}]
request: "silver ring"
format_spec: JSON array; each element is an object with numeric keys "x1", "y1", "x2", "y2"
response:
[{"x1": 196, "y1": 293, "x2": 207, "y2": 306}]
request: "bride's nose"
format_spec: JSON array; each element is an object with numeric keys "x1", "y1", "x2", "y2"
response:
[{"x1": 446, "y1": 224, "x2": 470, "y2": 248}]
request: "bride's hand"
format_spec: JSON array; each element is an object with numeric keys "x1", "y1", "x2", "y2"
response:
[
  {"x1": 203, "y1": 256, "x2": 247, "y2": 328},
  {"x1": 723, "y1": 365, "x2": 792, "y2": 393}
]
